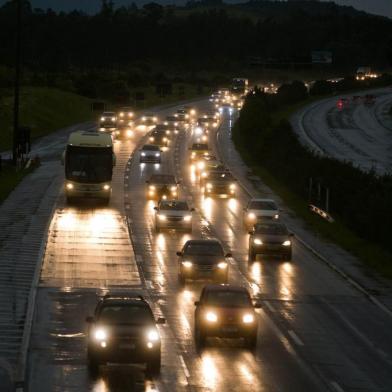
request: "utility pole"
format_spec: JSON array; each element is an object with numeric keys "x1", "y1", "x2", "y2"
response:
[{"x1": 13, "y1": 0, "x2": 22, "y2": 165}]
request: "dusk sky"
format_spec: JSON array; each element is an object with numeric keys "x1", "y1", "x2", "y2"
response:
[{"x1": 0, "y1": 0, "x2": 391, "y2": 19}]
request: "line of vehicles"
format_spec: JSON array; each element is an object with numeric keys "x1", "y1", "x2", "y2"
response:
[{"x1": 61, "y1": 84, "x2": 295, "y2": 377}]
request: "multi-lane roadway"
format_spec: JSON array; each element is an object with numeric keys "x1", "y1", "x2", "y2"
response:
[{"x1": 1, "y1": 96, "x2": 391, "y2": 392}]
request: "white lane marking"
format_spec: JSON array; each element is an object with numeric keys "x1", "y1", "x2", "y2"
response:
[
  {"x1": 330, "y1": 381, "x2": 345, "y2": 392},
  {"x1": 288, "y1": 330, "x2": 304, "y2": 346},
  {"x1": 179, "y1": 355, "x2": 190, "y2": 378},
  {"x1": 264, "y1": 301, "x2": 276, "y2": 313},
  {"x1": 135, "y1": 254, "x2": 143, "y2": 263}
]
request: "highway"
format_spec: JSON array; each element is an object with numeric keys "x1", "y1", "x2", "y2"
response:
[
  {"x1": 12, "y1": 97, "x2": 392, "y2": 392},
  {"x1": 291, "y1": 88, "x2": 392, "y2": 175}
]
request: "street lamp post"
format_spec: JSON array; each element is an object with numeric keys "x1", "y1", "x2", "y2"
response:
[{"x1": 13, "y1": 0, "x2": 22, "y2": 165}]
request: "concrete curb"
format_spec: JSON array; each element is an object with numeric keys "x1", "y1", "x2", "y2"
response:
[{"x1": 15, "y1": 189, "x2": 59, "y2": 392}]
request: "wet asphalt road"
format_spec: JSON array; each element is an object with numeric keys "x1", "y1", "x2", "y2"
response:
[{"x1": 26, "y1": 100, "x2": 392, "y2": 392}]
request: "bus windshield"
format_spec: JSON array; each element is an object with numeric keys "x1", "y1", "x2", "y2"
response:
[{"x1": 65, "y1": 146, "x2": 113, "y2": 183}]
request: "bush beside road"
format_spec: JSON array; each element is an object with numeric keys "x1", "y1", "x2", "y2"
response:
[{"x1": 232, "y1": 83, "x2": 392, "y2": 277}]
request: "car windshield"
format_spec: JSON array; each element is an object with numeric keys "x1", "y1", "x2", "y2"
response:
[
  {"x1": 184, "y1": 242, "x2": 224, "y2": 256},
  {"x1": 160, "y1": 201, "x2": 188, "y2": 211},
  {"x1": 65, "y1": 146, "x2": 113, "y2": 183},
  {"x1": 254, "y1": 223, "x2": 287, "y2": 235},
  {"x1": 99, "y1": 304, "x2": 153, "y2": 325},
  {"x1": 206, "y1": 290, "x2": 251, "y2": 307},
  {"x1": 142, "y1": 145, "x2": 159, "y2": 151},
  {"x1": 150, "y1": 175, "x2": 176, "y2": 184},
  {"x1": 249, "y1": 201, "x2": 277, "y2": 210},
  {"x1": 154, "y1": 125, "x2": 167, "y2": 130},
  {"x1": 103, "y1": 112, "x2": 115, "y2": 116},
  {"x1": 166, "y1": 116, "x2": 176, "y2": 121}
]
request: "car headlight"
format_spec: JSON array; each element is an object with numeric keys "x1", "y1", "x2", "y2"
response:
[
  {"x1": 149, "y1": 185, "x2": 156, "y2": 190},
  {"x1": 205, "y1": 312, "x2": 218, "y2": 323},
  {"x1": 243, "y1": 314, "x2": 254, "y2": 324},
  {"x1": 197, "y1": 161, "x2": 205, "y2": 170},
  {"x1": 66, "y1": 183, "x2": 74, "y2": 190},
  {"x1": 217, "y1": 262, "x2": 227, "y2": 269},
  {"x1": 163, "y1": 137, "x2": 168, "y2": 142},
  {"x1": 171, "y1": 186, "x2": 176, "y2": 191},
  {"x1": 206, "y1": 183, "x2": 213, "y2": 189},
  {"x1": 153, "y1": 117, "x2": 158, "y2": 122},
  {"x1": 282, "y1": 240, "x2": 291, "y2": 246},
  {"x1": 190, "y1": 109, "x2": 196, "y2": 115},
  {"x1": 100, "y1": 117, "x2": 105, "y2": 121},
  {"x1": 103, "y1": 184, "x2": 110, "y2": 191},
  {"x1": 149, "y1": 137, "x2": 154, "y2": 142},
  {"x1": 157, "y1": 214, "x2": 166, "y2": 221},
  {"x1": 142, "y1": 116, "x2": 146, "y2": 121},
  {"x1": 191, "y1": 152, "x2": 196, "y2": 157},
  {"x1": 141, "y1": 152, "x2": 146, "y2": 156},
  {"x1": 119, "y1": 112, "x2": 124, "y2": 117},
  {"x1": 94, "y1": 328, "x2": 107, "y2": 341},
  {"x1": 128, "y1": 112, "x2": 133, "y2": 117},
  {"x1": 111, "y1": 117, "x2": 115, "y2": 121},
  {"x1": 274, "y1": 214, "x2": 279, "y2": 219},
  {"x1": 147, "y1": 329, "x2": 160, "y2": 342},
  {"x1": 247, "y1": 212, "x2": 256, "y2": 220},
  {"x1": 230, "y1": 183, "x2": 236, "y2": 189},
  {"x1": 182, "y1": 261, "x2": 192, "y2": 268},
  {"x1": 253, "y1": 238, "x2": 263, "y2": 245},
  {"x1": 183, "y1": 215, "x2": 192, "y2": 222},
  {"x1": 126, "y1": 130, "x2": 133, "y2": 137},
  {"x1": 155, "y1": 153, "x2": 160, "y2": 157}
]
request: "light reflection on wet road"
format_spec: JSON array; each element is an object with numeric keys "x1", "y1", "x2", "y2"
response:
[{"x1": 27, "y1": 101, "x2": 392, "y2": 392}]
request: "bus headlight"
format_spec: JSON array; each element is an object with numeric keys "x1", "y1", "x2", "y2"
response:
[
  {"x1": 183, "y1": 215, "x2": 192, "y2": 222},
  {"x1": 242, "y1": 314, "x2": 254, "y2": 324},
  {"x1": 182, "y1": 261, "x2": 192, "y2": 268},
  {"x1": 147, "y1": 329, "x2": 160, "y2": 342},
  {"x1": 103, "y1": 184, "x2": 110, "y2": 191},
  {"x1": 217, "y1": 262, "x2": 227, "y2": 269}
]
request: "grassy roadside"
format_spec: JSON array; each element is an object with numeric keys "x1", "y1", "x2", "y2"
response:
[
  {"x1": 234, "y1": 99, "x2": 392, "y2": 278},
  {"x1": 0, "y1": 165, "x2": 35, "y2": 204}
]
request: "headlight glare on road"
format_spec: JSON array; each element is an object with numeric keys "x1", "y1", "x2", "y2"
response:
[
  {"x1": 282, "y1": 240, "x2": 291, "y2": 246},
  {"x1": 217, "y1": 262, "x2": 227, "y2": 269},
  {"x1": 147, "y1": 329, "x2": 160, "y2": 342},
  {"x1": 94, "y1": 328, "x2": 107, "y2": 341},
  {"x1": 183, "y1": 215, "x2": 192, "y2": 222},
  {"x1": 182, "y1": 261, "x2": 192, "y2": 268},
  {"x1": 205, "y1": 312, "x2": 218, "y2": 323},
  {"x1": 254, "y1": 238, "x2": 263, "y2": 245},
  {"x1": 66, "y1": 183, "x2": 74, "y2": 190},
  {"x1": 243, "y1": 314, "x2": 254, "y2": 324}
]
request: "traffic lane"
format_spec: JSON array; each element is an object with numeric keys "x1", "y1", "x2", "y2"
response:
[
  {"x1": 126, "y1": 126, "x2": 326, "y2": 391},
  {"x1": 210, "y1": 112, "x2": 392, "y2": 390},
  {"x1": 28, "y1": 288, "x2": 163, "y2": 392}
]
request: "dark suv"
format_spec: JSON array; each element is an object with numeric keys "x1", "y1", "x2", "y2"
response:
[
  {"x1": 248, "y1": 222, "x2": 293, "y2": 262},
  {"x1": 194, "y1": 284, "x2": 260, "y2": 348},
  {"x1": 176, "y1": 239, "x2": 231, "y2": 285},
  {"x1": 86, "y1": 294, "x2": 165, "y2": 376}
]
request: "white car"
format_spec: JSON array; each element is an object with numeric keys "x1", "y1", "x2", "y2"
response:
[
  {"x1": 243, "y1": 198, "x2": 280, "y2": 230},
  {"x1": 139, "y1": 144, "x2": 161, "y2": 164},
  {"x1": 154, "y1": 200, "x2": 194, "y2": 232}
]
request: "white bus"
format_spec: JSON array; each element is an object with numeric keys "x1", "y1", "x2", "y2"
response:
[{"x1": 62, "y1": 130, "x2": 116, "y2": 204}]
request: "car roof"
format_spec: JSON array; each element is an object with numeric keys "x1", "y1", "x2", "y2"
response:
[
  {"x1": 254, "y1": 222, "x2": 287, "y2": 231},
  {"x1": 191, "y1": 143, "x2": 209, "y2": 149},
  {"x1": 102, "y1": 112, "x2": 115, "y2": 115},
  {"x1": 142, "y1": 144, "x2": 160, "y2": 150},
  {"x1": 159, "y1": 200, "x2": 188, "y2": 208},
  {"x1": 149, "y1": 174, "x2": 177, "y2": 183},
  {"x1": 204, "y1": 284, "x2": 249, "y2": 293},
  {"x1": 184, "y1": 239, "x2": 221, "y2": 246},
  {"x1": 250, "y1": 198, "x2": 276, "y2": 203}
]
